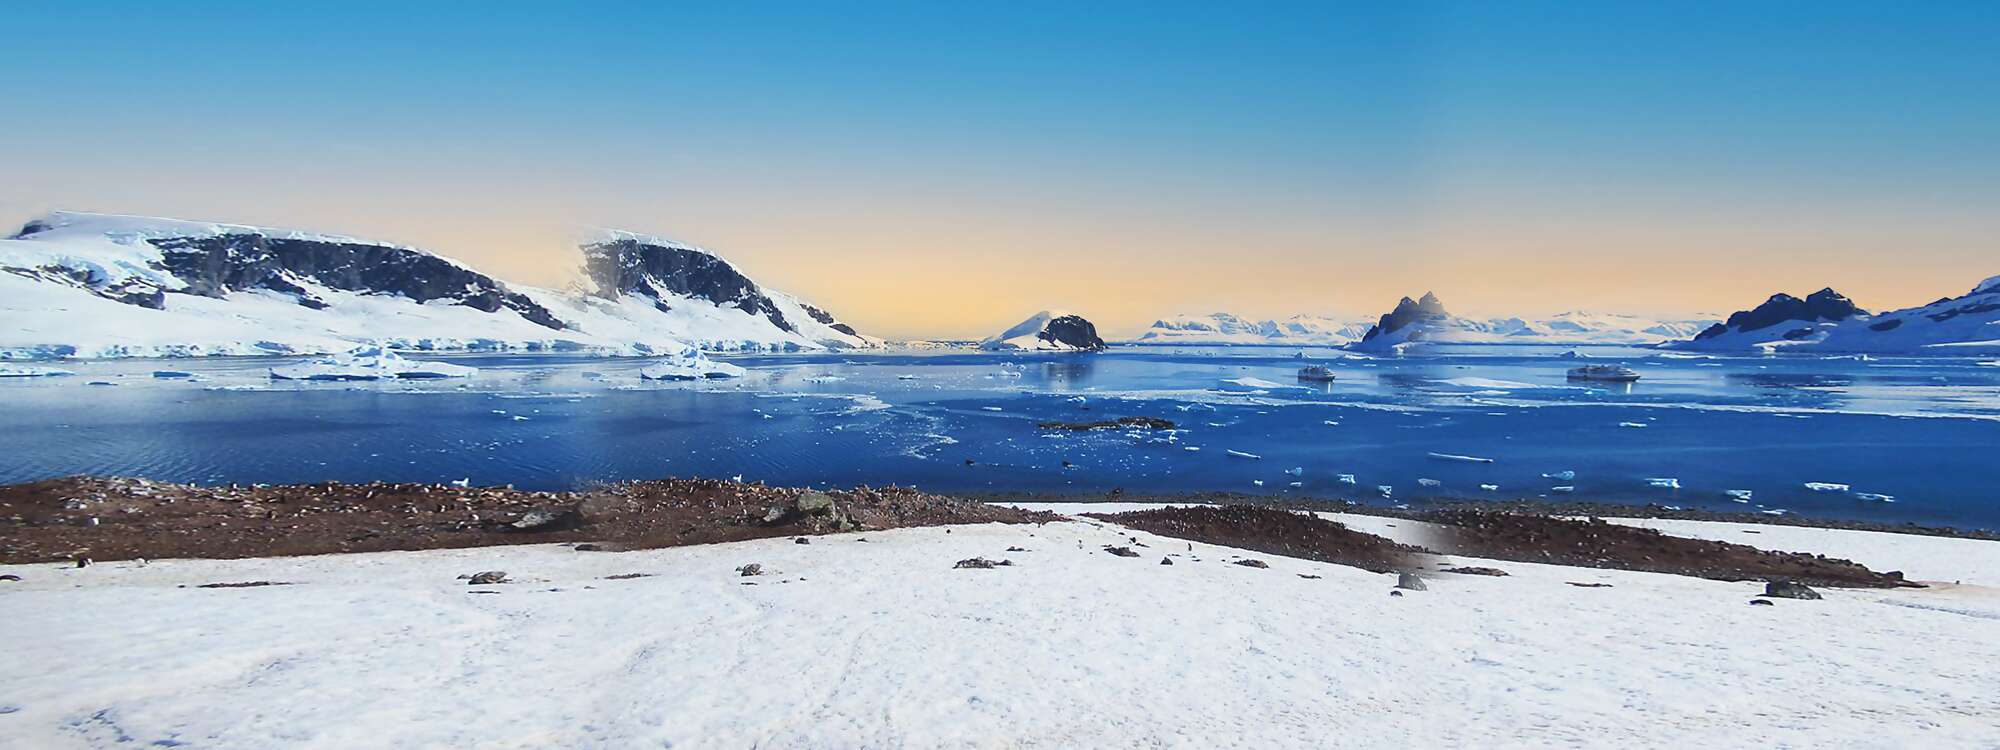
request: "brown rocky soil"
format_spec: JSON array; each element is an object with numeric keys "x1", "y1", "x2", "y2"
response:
[
  {"x1": 1084, "y1": 505, "x2": 1432, "y2": 574},
  {"x1": 0, "y1": 476, "x2": 1055, "y2": 564},
  {"x1": 1420, "y1": 510, "x2": 1919, "y2": 588}
]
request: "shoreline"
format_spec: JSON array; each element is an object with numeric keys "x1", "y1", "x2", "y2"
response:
[{"x1": 964, "y1": 489, "x2": 2000, "y2": 541}]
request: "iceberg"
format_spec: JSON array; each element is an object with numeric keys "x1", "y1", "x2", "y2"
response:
[
  {"x1": 1855, "y1": 492, "x2": 1897, "y2": 503},
  {"x1": 1427, "y1": 452, "x2": 1494, "y2": 464},
  {"x1": 639, "y1": 349, "x2": 747, "y2": 381},
  {"x1": 1542, "y1": 470, "x2": 1576, "y2": 481},
  {"x1": 269, "y1": 346, "x2": 476, "y2": 381},
  {"x1": 0, "y1": 366, "x2": 75, "y2": 378},
  {"x1": 1804, "y1": 482, "x2": 1850, "y2": 493},
  {"x1": 1645, "y1": 478, "x2": 1680, "y2": 490},
  {"x1": 1725, "y1": 489, "x2": 1754, "y2": 503},
  {"x1": 1417, "y1": 478, "x2": 1442, "y2": 487}
]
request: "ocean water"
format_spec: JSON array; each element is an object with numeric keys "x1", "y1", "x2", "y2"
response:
[{"x1": 3, "y1": 346, "x2": 1998, "y2": 530}]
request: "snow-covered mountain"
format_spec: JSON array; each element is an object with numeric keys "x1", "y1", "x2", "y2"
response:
[
  {"x1": 0, "y1": 211, "x2": 875, "y2": 359},
  {"x1": 980, "y1": 310, "x2": 1106, "y2": 351},
  {"x1": 1345, "y1": 292, "x2": 1716, "y2": 351},
  {"x1": 1128, "y1": 313, "x2": 1371, "y2": 345},
  {"x1": 1669, "y1": 277, "x2": 2000, "y2": 354},
  {"x1": 557, "y1": 231, "x2": 878, "y2": 352}
]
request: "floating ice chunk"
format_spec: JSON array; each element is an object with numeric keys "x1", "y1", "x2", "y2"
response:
[
  {"x1": 1542, "y1": 470, "x2": 1576, "y2": 481},
  {"x1": 450, "y1": 478, "x2": 471, "y2": 488},
  {"x1": 1479, "y1": 483, "x2": 1500, "y2": 491},
  {"x1": 1219, "y1": 376, "x2": 1290, "y2": 390},
  {"x1": 1550, "y1": 486, "x2": 1575, "y2": 494},
  {"x1": 1336, "y1": 474, "x2": 1357, "y2": 485},
  {"x1": 1376, "y1": 485, "x2": 1393, "y2": 497},
  {"x1": 1855, "y1": 492, "x2": 1897, "y2": 503},
  {"x1": 270, "y1": 346, "x2": 476, "y2": 381},
  {"x1": 1760, "y1": 509, "x2": 1789, "y2": 516},
  {"x1": 803, "y1": 375, "x2": 845, "y2": 383},
  {"x1": 897, "y1": 374, "x2": 919, "y2": 380},
  {"x1": 639, "y1": 349, "x2": 746, "y2": 381},
  {"x1": 981, "y1": 407, "x2": 1004, "y2": 412},
  {"x1": 1417, "y1": 478, "x2": 1442, "y2": 488},
  {"x1": 1646, "y1": 477, "x2": 1680, "y2": 489},
  {"x1": 1284, "y1": 467, "x2": 1304, "y2": 476},
  {"x1": 1183, "y1": 446, "x2": 1200, "y2": 452},
  {"x1": 510, "y1": 415, "x2": 530, "y2": 421},
  {"x1": 1067, "y1": 395, "x2": 1087, "y2": 403},
  {"x1": 1804, "y1": 482, "x2": 1850, "y2": 493},
  {"x1": 151, "y1": 370, "x2": 194, "y2": 379},
  {"x1": 1288, "y1": 481, "x2": 1304, "y2": 488},
  {"x1": 1725, "y1": 489, "x2": 1754, "y2": 503},
  {"x1": 0, "y1": 366, "x2": 76, "y2": 378},
  {"x1": 1618, "y1": 422, "x2": 1648, "y2": 428},
  {"x1": 1226, "y1": 449, "x2": 1262, "y2": 460},
  {"x1": 1427, "y1": 452, "x2": 1494, "y2": 464},
  {"x1": 1252, "y1": 480, "x2": 1264, "y2": 487}
]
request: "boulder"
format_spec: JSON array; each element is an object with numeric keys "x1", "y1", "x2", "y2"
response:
[
  {"x1": 737, "y1": 563, "x2": 764, "y2": 577},
  {"x1": 466, "y1": 571, "x2": 508, "y2": 585},
  {"x1": 1763, "y1": 580, "x2": 1822, "y2": 600},
  {"x1": 1395, "y1": 572, "x2": 1427, "y2": 591}
]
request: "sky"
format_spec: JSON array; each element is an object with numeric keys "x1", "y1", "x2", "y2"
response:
[{"x1": 3, "y1": 2, "x2": 1995, "y2": 340}]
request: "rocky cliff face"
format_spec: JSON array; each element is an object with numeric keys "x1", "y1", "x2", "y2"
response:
[
  {"x1": 577, "y1": 235, "x2": 871, "y2": 348},
  {"x1": 581, "y1": 237, "x2": 794, "y2": 330},
  {"x1": 1693, "y1": 288, "x2": 1865, "y2": 342},
  {"x1": 7, "y1": 215, "x2": 566, "y2": 330},
  {"x1": 1039, "y1": 314, "x2": 1106, "y2": 351},
  {"x1": 1360, "y1": 292, "x2": 1451, "y2": 342}
]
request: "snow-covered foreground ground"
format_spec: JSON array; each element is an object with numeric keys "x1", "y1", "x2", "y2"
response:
[{"x1": 5, "y1": 513, "x2": 2000, "y2": 749}]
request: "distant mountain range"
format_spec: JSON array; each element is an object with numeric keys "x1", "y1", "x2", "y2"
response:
[
  {"x1": 0, "y1": 212, "x2": 876, "y2": 359},
  {"x1": 1132, "y1": 302, "x2": 1713, "y2": 350}
]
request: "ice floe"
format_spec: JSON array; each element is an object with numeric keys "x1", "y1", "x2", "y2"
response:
[{"x1": 269, "y1": 346, "x2": 476, "y2": 381}]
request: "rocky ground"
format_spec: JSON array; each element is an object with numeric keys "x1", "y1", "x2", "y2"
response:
[
  {"x1": 1083, "y1": 505, "x2": 1430, "y2": 574},
  {"x1": 1416, "y1": 509, "x2": 1918, "y2": 588},
  {"x1": 973, "y1": 489, "x2": 2000, "y2": 540},
  {"x1": 0, "y1": 476, "x2": 1054, "y2": 564}
]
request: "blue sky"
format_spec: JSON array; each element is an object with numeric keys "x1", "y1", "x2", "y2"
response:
[{"x1": 4, "y1": 2, "x2": 1994, "y2": 336}]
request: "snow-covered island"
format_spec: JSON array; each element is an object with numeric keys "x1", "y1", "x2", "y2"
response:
[
  {"x1": 1669, "y1": 276, "x2": 2000, "y2": 354},
  {"x1": 980, "y1": 310, "x2": 1108, "y2": 351},
  {"x1": 0, "y1": 212, "x2": 878, "y2": 360}
]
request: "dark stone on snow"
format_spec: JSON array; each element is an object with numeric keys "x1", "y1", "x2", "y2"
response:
[
  {"x1": 737, "y1": 563, "x2": 764, "y2": 577},
  {"x1": 1160, "y1": 557, "x2": 1173, "y2": 565},
  {"x1": 1234, "y1": 559, "x2": 1269, "y2": 569},
  {"x1": 1103, "y1": 545, "x2": 1141, "y2": 558},
  {"x1": 1749, "y1": 598, "x2": 1775, "y2": 606},
  {"x1": 1442, "y1": 566, "x2": 1509, "y2": 577},
  {"x1": 954, "y1": 557, "x2": 1013, "y2": 569},
  {"x1": 1395, "y1": 572, "x2": 1427, "y2": 590},
  {"x1": 1763, "y1": 580, "x2": 1822, "y2": 600},
  {"x1": 466, "y1": 571, "x2": 508, "y2": 585}
]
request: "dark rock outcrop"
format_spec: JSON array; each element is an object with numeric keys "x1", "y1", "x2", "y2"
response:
[
  {"x1": 582, "y1": 237, "x2": 796, "y2": 332},
  {"x1": 77, "y1": 232, "x2": 570, "y2": 329},
  {"x1": 1360, "y1": 292, "x2": 1451, "y2": 342},
  {"x1": 1694, "y1": 288, "x2": 1865, "y2": 340},
  {"x1": 1041, "y1": 314, "x2": 1106, "y2": 351}
]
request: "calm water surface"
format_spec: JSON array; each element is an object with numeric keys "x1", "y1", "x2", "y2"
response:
[{"x1": 3, "y1": 345, "x2": 1997, "y2": 529}]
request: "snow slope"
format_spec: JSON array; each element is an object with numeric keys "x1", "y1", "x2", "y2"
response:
[
  {"x1": 1670, "y1": 276, "x2": 2000, "y2": 354},
  {"x1": 4, "y1": 515, "x2": 1998, "y2": 748},
  {"x1": 0, "y1": 212, "x2": 877, "y2": 359}
]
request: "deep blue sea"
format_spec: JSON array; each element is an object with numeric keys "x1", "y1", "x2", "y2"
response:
[{"x1": 4, "y1": 345, "x2": 1998, "y2": 529}]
